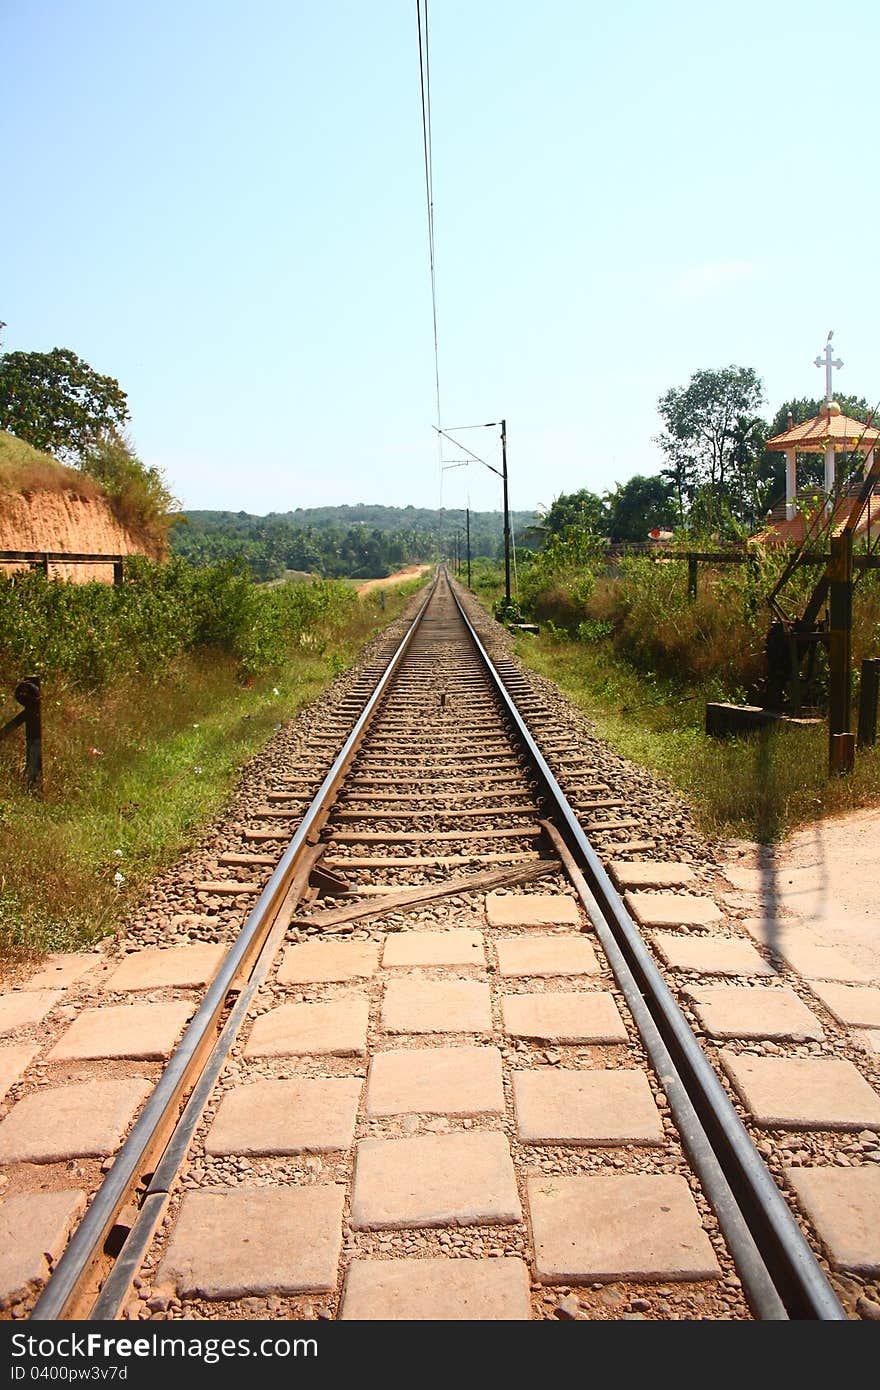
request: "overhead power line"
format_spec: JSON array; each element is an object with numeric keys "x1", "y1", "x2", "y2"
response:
[{"x1": 415, "y1": 1, "x2": 443, "y2": 501}]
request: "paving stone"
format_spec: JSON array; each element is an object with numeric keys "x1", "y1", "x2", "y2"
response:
[
  {"x1": 351, "y1": 1130, "x2": 521, "y2": 1229},
  {"x1": 501, "y1": 991, "x2": 628, "y2": 1043},
  {"x1": 205, "y1": 1078, "x2": 361, "y2": 1155},
  {"x1": 277, "y1": 940, "x2": 380, "y2": 984},
  {"x1": 513, "y1": 1069, "x2": 663, "y2": 1145},
  {"x1": 719, "y1": 1051, "x2": 880, "y2": 1130},
  {"x1": 772, "y1": 939, "x2": 878, "y2": 985},
  {"x1": 527, "y1": 1173, "x2": 720, "y2": 1283},
  {"x1": 0, "y1": 990, "x2": 62, "y2": 1034},
  {"x1": 382, "y1": 930, "x2": 485, "y2": 967},
  {"x1": 485, "y1": 893, "x2": 581, "y2": 928},
  {"x1": 650, "y1": 933, "x2": 776, "y2": 977},
  {"x1": 495, "y1": 936, "x2": 600, "y2": 978},
  {"x1": 859, "y1": 1030, "x2": 880, "y2": 1056},
  {"x1": 610, "y1": 860, "x2": 697, "y2": 891},
  {"x1": 685, "y1": 986, "x2": 824, "y2": 1041},
  {"x1": 20, "y1": 954, "x2": 103, "y2": 990},
  {"x1": 47, "y1": 1001, "x2": 193, "y2": 1061},
  {"x1": 155, "y1": 1186, "x2": 344, "y2": 1297},
  {"x1": 785, "y1": 1166, "x2": 880, "y2": 1274},
  {"x1": 244, "y1": 999, "x2": 369, "y2": 1057},
  {"x1": 807, "y1": 982, "x2": 880, "y2": 1029},
  {"x1": 0, "y1": 1043, "x2": 39, "y2": 1102},
  {"x1": 340, "y1": 1257, "x2": 531, "y2": 1319},
  {"x1": 0, "y1": 1078, "x2": 152, "y2": 1162},
  {"x1": 101, "y1": 944, "x2": 227, "y2": 991},
  {"x1": 366, "y1": 1046, "x2": 504, "y2": 1116},
  {"x1": 625, "y1": 892, "x2": 722, "y2": 928},
  {"x1": 0, "y1": 1190, "x2": 86, "y2": 1308},
  {"x1": 381, "y1": 979, "x2": 491, "y2": 1034},
  {"x1": 739, "y1": 922, "x2": 873, "y2": 989}
]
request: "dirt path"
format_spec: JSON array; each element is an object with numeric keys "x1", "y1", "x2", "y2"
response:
[{"x1": 356, "y1": 564, "x2": 431, "y2": 596}]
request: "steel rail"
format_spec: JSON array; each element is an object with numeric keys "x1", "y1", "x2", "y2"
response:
[
  {"x1": 31, "y1": 576, "x2": 438, "y2": 1321},
  {"x1": 448, "y1": 572, "x2": 846, "y2": 1321}
]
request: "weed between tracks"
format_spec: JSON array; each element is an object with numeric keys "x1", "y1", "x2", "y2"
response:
[{"x1": 0, "y1": 576, "x2": 427, "y2": 969}]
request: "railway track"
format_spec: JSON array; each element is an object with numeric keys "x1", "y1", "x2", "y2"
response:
[{"x1": 2, "y1": 567, "x2": 879, "y2": 1322}]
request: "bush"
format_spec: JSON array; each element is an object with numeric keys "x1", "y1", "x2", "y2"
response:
[{"x1": 0, "y1": 557, "x2": 360, "y2": 690}]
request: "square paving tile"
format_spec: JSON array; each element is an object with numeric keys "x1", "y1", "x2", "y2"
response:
[
  {"x1": 47, "y1": 1002, "x2": 193, "y2": 1061},
  {"x1": 785, "y1": 1166, "x2": 880, "y2": 1274},
  {"x1": 381, "y1": 979, "x2": 491, "y2": 1034},
  {"x1": 485, "y1": 893, "x2": 581, "y2": 928},
  {"x1": 650, "y1": 933, "x2": 775, "y2": 977},
  {"x1": 0, "y1": 991, "x2": 62, "y2": 1035},
  {"x1": 351, "y1": 1130, "x2": 521, "y2": 1229},
  {"x1": 20, "y1": 954, "x2": 103, "y2": 990},
  {"x1": 382, "y1": 930, "x2": 485, "y2": 968},
  {"x1": 0, "y1": 1190, "x2": 86, "y2": 1306},
  {"x1": 100, "y1": 945, "x2": 227, "y2": 992},
  {"x1": 205, "y1": 1078, "x2": 362, "y2": 1155},
  {"x1": 340, "y1": 1257, "x2": 531, "y2": 1319},
  {"x1": 513, "y1": 1069, "x2": 663, "y2": 1145},
  {"x1": 0, "y1": 1078, "x2": 152, "y2": 1162},
  {"x1": 770, "y1": 938, "x2": 877, "y2": 985},
  {"x1": 244, "y1": 1000, "x2": 369, "y2": 1057},
  {"x1": 610, "y1": 861, "x2": 697, "y2": 891},
  {"x1": 277, "y1": 941, "x2": 381, "y2": 984},
  {"x1": 527, "y1": 1173, "x2": 720, "y2": 1283},
  {"x1": 0, "y1": 1044, "x2": 39, "y2": 1103},
  {"x1": 626, "y1": 892, "x2": 722, "y2": 929},
  {"x1": 496, "y1": 936, "x2": 599, "y2": 978},
  {"x1": 502, "y1": 991, "x2": 628, "y2": 1044},
  {"x1": 366, "y1": 1046, "x2": 504, "y2": 1116},
  {"x1": 719, "y1": 1051, "x2": 880, "y2": 1130},
  {"x1": 155, "y1": 1186, "x2": 344, "y2": 1297},
  {"x1": 807, "y1": 982, "x2": 880, "y2": 1029},
  {"x1": 685, "y1": 986, "x2": 824, "y2": 1041}
]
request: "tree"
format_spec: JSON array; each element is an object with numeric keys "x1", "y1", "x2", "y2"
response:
[
  {"x1": 655, "y1": 366, "x2": 765, "y2": 530},
  {"x1": 533, "y1": 489, "x2": 608, "y2": 542},
  {"x1": 604, "y1": 474, "x2": 676, "y2": 542},
  {"x1": 0, "y1": 346, "x2": 130, "y2": 461},
  {"x1": 82, "y1": 431, "x2": 179, "y2": 556}
]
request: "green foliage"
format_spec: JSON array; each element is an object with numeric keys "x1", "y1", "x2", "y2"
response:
[
  {"x1": 0, "y1": 347, "x2": 129, "y2": 461},
  {"x1": 604, "y1": 474, "x2": 676, "y2": 542},
  {"x1": 655, "y1": 365, "x2": 766, "y2": 532},
  {"x1": 0, "y1": 557, "x2": 362, "y2": 689},
  {"x1": 81, "y1": 432, "x2": 180, "y2": 554},
  {"x1": 171, "y1": 506, "x2": 539, "y2": 583}
]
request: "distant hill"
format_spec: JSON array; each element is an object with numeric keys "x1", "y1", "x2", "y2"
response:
[{"x1": 172, "y1": 504, "x2": 540, "y2": 581}]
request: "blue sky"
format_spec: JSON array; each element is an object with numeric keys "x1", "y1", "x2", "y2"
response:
[{"x1": 3, "y1": 1, "x2": 879, "y2": 518}]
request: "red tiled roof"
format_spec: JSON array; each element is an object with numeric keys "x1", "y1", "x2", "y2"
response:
[{"x1": 766, "y1": 411, "x2": 880, "y2": 451}]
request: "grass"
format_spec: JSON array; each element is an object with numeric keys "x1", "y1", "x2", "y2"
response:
[
  {"x1": 0, "y1": 428, "x2": 100, "y2": 499},
  {"x1": 514, "y1": 631, "x2": 880, "y2": 843},
  {"x1": 0, "y1": 576, "x2": 427, "y2": 968}
]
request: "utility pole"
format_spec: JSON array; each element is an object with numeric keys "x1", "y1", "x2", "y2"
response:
[
  {"x1": 466, "y1": 507, "x2": 471, "y2": 587},
  {"x1": 501, "y1": 418, "x2": 511, "y2": 605}
]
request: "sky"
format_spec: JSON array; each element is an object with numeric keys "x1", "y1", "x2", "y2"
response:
[{"x1": 3, "y1": 0, "x2": 880, "y2": 519}]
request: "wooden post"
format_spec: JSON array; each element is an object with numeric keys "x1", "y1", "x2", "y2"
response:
[
  {"x1": 857, "y1": 658, "x2": 880, "y2": 747},
  {"x1": 687, "y1": 555, "x2": 698, "y2": 600},
  {"x1": 113, "y1": 560, "x2": 124, "y2": 586},
  {"x1": 14, "y1": 676, "x2": 43, "y2": 794},
  {"x1": 828, "y1": 532, "x2": 853, "y2": 773}
]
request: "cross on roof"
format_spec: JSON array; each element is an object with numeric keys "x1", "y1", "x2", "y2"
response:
[{"x1": 814, "y1": 332, "x2": 843, "y2": 403}]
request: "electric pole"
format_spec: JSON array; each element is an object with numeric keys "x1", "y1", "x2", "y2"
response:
[{"x1": 466, "y1": 506, "x2": 471, "y2": 587}]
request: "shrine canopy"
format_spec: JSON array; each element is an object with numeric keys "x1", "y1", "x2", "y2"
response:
[{"x1": 765, "y1": 400, "x2": 880, "y2": 455}]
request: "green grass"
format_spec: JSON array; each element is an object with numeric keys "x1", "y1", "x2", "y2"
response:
[
  {"x1": 0, "y1": 577, "x2": 427, "y2": 967},
  {"x1": 514, "y1": 630, "x2": 880, "y2": 844}
]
